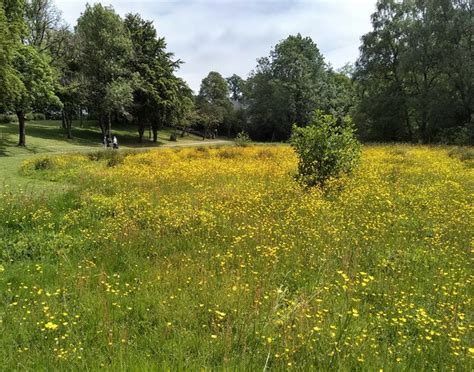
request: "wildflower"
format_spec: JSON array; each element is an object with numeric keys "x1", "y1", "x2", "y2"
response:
[{"x1": 44, "y1": 322, "x2": 58, "y2": 330}]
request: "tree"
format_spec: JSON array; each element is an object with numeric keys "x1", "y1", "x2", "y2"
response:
[
  {"x1": 196, "y1": 71, "x2": 231, "y2": 138},
  {"x1": 103, "y1": 78, "x2": 134, "y2": 137},
  {"x1": 355, "y1": 0, "x2": 473, "y2": 143},
  {"x1": 169, "y1": 78, "x2": 196, "y2": 138},
  {"x1": 13, "y1": 45, "x2": 61, "y2": 145},
  {"x1": 124, "y1": 13, "x2": 183, "y2": 142},
  {"x1": 0, "y1": 0, "x2": 24, "y2": 109},
  {"x1": 291, "y1": 111, "x2": 361, "y2": 188},
  {"x1": 24, "y1": 0, "x2": 65, "y2": 51},
  {"x1": 75, "y1": 4, "x2": 133, "y2": 139},
  {"x1": 245, "y1": 34, "x2": 336, "y2": 141},
  {"x1": 0, "y1": 0, "x2": 61, "y2": 146},
  {"x1": 354, "y1": 0, "x2": 411, "y2": 141},
  {"x1": 226, "y1": 74, "x2": 245, "y2": 102}
]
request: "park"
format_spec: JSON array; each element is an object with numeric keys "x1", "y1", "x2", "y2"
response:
[{"x1": 0, "y1": 0, "x2": 472, "y2": 370}]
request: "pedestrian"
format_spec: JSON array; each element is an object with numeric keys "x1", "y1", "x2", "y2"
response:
[{"x1": 113, "y1": 135, "x2": 119, "y2": 149}]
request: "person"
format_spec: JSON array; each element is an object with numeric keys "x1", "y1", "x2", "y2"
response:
[
  {"x1": 112, "y1": 135, "x2": 119, "y2": 149},
  {"x1": 103, "y1": 135, "x2": 107, "y2": 148}
]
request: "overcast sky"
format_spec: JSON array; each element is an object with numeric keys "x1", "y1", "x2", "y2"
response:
[{"x1": 56, "y1": 0, "x2": 377, "y2": 92}]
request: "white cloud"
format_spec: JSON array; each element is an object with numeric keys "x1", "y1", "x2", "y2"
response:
[{"x1": 56, "y1": 0, "x2": 376, "y2": 92}]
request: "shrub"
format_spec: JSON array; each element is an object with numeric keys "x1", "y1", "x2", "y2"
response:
[
  {"x1": 169, "y1": 133, "x2": 177, "y2": 142},
  {"x1": 436, "y1": 126, "x2": 473, "y2": 145},
  {"x1": 0, "y1": 114, "x2": 16, "y2": 123},
  {"x1": 291, "y1": 111, "x2": 361, "y2": 188},
  {"x1": 30, "y1": 157, "x2": 55, "y2": 171},
  {"x1": 234, "y1": 131, "x2": 251, "y2": 147},
  {"x1": 448, "y1": 147, "x2": 474, "y2": 166},
  {"x1": 33, "y1": 113, "x2": 46, "y2": 121}
]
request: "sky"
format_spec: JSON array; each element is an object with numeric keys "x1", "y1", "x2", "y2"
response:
[{"x1": 56, "y1": 0, "x2": 377, "y2": 93}]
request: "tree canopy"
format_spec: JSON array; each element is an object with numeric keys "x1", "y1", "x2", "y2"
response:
[
  {"x1": 354, "y1": 0, "x2": 473, "y2": 143},
  {"x1": 1, "y1": 0, "x2": 472, "y2": 146}
]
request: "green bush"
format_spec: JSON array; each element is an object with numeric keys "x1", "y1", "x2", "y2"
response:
[
  {"x1": 291, "y1": 111, "x2": 361, "y2": 188},
  {"x1": 169, "y1": 133, "x2": 177, "y2": 141},
  {"x1": 448, "y1": 146, "x2": 474, "y2": 167},
  {"x1": 0, "y1": 114, "x2": 17, "y2": 123},
  {"x1": 234, "y1": 131, "x2": 251, "y2": 147},
  {"x1": 33, "y1": 157, "x2": 55, "y2": 171},
  {"x1": 33, "y1": 112, "x2": 46, "y2": 121}
]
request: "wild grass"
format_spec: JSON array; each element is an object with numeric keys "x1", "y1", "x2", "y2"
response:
[
  {"x1": 0, "y1": 144, "x2": 472, "y2": 370},
  {"x1": 0, "y1": 120, "x2": 227, "y2": 191}
]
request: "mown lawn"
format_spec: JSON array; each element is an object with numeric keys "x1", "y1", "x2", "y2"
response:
[{"x1": 0, "y1": 144, "x2": 472, "y2": 370}]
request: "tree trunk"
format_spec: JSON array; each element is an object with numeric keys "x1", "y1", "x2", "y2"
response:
[
  {"x1": 66, "y1": 113, "x2": 73, "y2": 139},
  {"x1": 79, "y1": 106, "x2": 83, "y2": 128},
  {"x1": 98, "y1": 114, "x2": 106, "y2": 137},
  {"x1": 138, "y1": 123, "x2": 144, "y2": 143},
  {"x1": 152, "y1": 125, "x2": 158, "y2": 142},
  {"x1": 108, "y1": 112, "x2": 112, "y2": 142},
  {"x1": 404, "y1": 107, "x2": 413, "y2": 142},
  {"x1": 61, "y1": 110, "x2": 67, "y2": 129},
  {"x1": 17, "y1": 111, "x2": 26, "y2": 146}
]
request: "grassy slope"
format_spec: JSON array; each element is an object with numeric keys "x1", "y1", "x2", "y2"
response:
[
  {"x1": 0, "y1": 120, "x2": 226, "y2": 191},
  {"x1": 0, "y1": 144, "x2": 472, "y2": 370}
]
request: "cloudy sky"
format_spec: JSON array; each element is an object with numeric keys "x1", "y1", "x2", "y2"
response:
[{"x1": 56, "y1": 0, "x2": 377, "y2": 92}]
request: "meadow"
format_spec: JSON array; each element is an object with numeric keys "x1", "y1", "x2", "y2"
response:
[{"x1": 0, "y1": 144, "x2": 473, "y2": 370}]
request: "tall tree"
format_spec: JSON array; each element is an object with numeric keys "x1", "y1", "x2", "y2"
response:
[
  {"x1": 13, "y1": 45, "x2": 61, "y2": 145},
  {"x1": 226, "y1": 74, "x2": 245, "y2": 102},
  {"x1": 0, "y1": 0, "x2": 24, "y2": 109},
  {"x1": 124, "y1": 13, "x2": 183, "y2": 142},
  {"x1": 0, "y1": 0, "x2": 60, "y2": 146},
  {"x1": 196, "y1": 71, "x2": 231, "y2": 138},
  {"x1": 355, "y1": 0, "x2": 473, "y2": 143},
  {"x1": 355, "y1": 0, "x2": 411, "y2": 141},
  {"x1": 245, "y1": 34, "x2": 332, "y2": 141},
  {"x1": 75, "y1": 4, "x2": 133, "y2": 139}
]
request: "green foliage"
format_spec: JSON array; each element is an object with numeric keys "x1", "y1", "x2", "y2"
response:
[
  {"x1": 25, "y1": 112, "x2": 45, "y2": 121},
  {"x1": 234, "y1": 131, "x2": 250, "y2": 147},
  {"x1": 32, "y1": 156, "x2": 54, "y2": 170},
  {"x1": 0, "y1": 113, "x2": 16, "y2": 123},
  {"x1": 448, "y1": 146, "x2": 474, "y2": 166},
  {"x1": 245, "y1": 34, "x2": 350, "y2": 141},
  {"x1": 197, "y1": 71, "x2": 231, "y2": 137},
  {"x1": 75, "y1": 3, "x2": 133, "y2": 135},
  {"x1": 0, "y1": 0, "x2": 25, "y2": 107},
  {"x1": 355, "y1": 0, "x2": 473, "y2": 143},
  {"x1": 291, "y1": 111, "x2": 361, "y2": 187},
  {"x1": 124, "y1": 13, "x2": 190, "y2": 142},
  {"x1": 226, "y1": 74, "x2": 245, "y2": 102}
]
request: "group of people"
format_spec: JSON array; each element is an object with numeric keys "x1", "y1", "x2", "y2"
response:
[{"x1": 103, "y1": 135, "x2": 119, "y2": 149}]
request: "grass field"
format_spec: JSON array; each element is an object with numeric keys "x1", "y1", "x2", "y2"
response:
[
  {"x1": 0, "y1": 120, "x2": 227, "y2": 192},
  {"x1": 0, "y1": 141, "x2": 472, "y2": 369}
]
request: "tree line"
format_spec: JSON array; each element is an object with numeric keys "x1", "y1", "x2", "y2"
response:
[{"x1": 0, "y1": 0, "x2": 472, "y2": 146}]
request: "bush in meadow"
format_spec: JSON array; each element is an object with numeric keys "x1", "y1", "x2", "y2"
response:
[
  {"x1": 234, "y1": 131, "x2": 251, "y2": 147},
  {"x1": 291, "y1": 111, "x2": 361, "y2": 187}
]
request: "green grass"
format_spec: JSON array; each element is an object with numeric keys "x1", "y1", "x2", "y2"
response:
[
  {"x1": 0, "y1": 119, "x2": 228, "y2": 191},
  {"x1": 0, "y1": 144, "x2": 472, "y2": 370}
]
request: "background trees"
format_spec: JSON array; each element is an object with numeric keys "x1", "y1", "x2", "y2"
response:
[
  {"x1": 355, "y1": 0, "x2": 473, "y2": 144},
  {"x1": 124, "y1": 13, "x2": 187, "y2": 142},
  {"x1": 196, "y1": 71, "x2": 231, "y2": 138},
  {"x1": 243, "y1": 34, "x2": 352, "y2": 141},
  {"x1": 75, "y1": 4, "x2": 133, "y2": 140},
  {"x1": 0, "y1": 0, "x2": 60, "y2": 146},
  {"x1": 1, "y1": 0, "x2": 472, "y2": 146}
]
